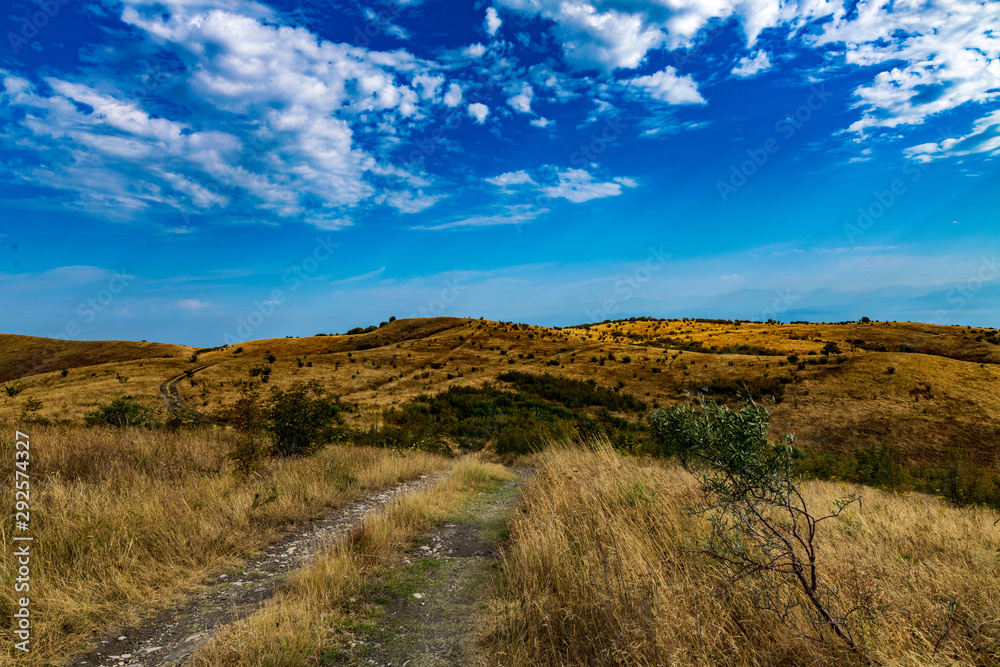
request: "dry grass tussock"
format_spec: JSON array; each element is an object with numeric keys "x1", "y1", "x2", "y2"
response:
[
  {"x1": 0, "y1": 421, "x2": 449, "y2": 665},
  {"x1": 190, "y1": 457, "x2": 516, "y2": 666},
  {"x1": 486, "y1": 442, "x2": 1000, "y2": 666}
]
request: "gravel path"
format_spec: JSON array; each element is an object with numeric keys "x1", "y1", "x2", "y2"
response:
[
  {"x1": 339, "y1": 469, "x2": 530, "y2": 667},
  {"x1": 68, "y1": 472, "x2": 449, "y2": 667}
]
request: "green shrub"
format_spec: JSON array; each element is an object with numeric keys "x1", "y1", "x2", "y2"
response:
[
  {"x1": 84, "y1": 396, "x2": 160, "y2": 428},
  {"x1": 265, "y1": 381, "x2": 343, "y2": 457}
]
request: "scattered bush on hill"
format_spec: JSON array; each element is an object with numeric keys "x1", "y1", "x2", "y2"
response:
[{"x1": 84, "y1": 396, "x2": 161, "y2": 428}]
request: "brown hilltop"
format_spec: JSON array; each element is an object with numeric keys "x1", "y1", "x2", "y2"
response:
[{"x1": 2, "y1": 316, "x2": 998, "y2": 468}]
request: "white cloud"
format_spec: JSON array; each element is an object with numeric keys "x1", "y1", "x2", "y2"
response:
[
  {"x1": 443, "y1": 82, "x2": 463, "y2": 107},
  {"x1": 904, "y1": 108, "x2": 1000, "y2": 162},
  {"x1": 486, "y1": 170, "x2": 536, "y2": 188},
  {"x1": 177, "y1": 298, "x2": 212, "y2": 310},
  {"x1": 468, "y1": 102, "x2": 490, "y2": 123},
  {"x1": 0, "y1": 2, "x2": 457, "y2": 227},
  {"x1": 462, "y1": 43, "x2": 487, "y2": 58},
  {"x1": 507, "y1": 83, "x2": 533, "y2": 114},
  {"x1": 815, "y1": 0, "x2": 1000, "y2": 136},
  {"x1": 530, "y1": 117, "x2": 553, "y2": 128},
  {"x1": 414, "y1": 205, "x2": 544, "y2": 230},
  {"x1": 495, "y1": 0, "x2": 999, "y2": 145},
  {"x1": 625, "y1": 67, "x2": 705, "y2": 105},
  {"x1": 731, "y1": 50, "x2": 771, "y2": 78},
  {"x1": 379, "y1": 189, "x2": 443, "y2": 214},
  {"x1": 542, "y1": 168, "x2": 633, "y2": 203},
  {"x1": 485, "y1": 7, "x2": 502, "y2": 36},
  {"x1": 412, "y1": 73, "x2": 444, "y2": 100}
]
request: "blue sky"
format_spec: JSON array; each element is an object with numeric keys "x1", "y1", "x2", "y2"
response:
[{"x1": 1, "y1": 0, "x2": 998, "y2": 346}]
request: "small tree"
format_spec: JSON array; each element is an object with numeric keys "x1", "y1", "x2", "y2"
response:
[
  {"x1": 264, "y1": 380, "x2": 343, "y2": 457},
  {"x1": 649, "y1": 397, "x2": 871, "y2": 659},
  {"x1": 226, "y1": 384, "x2": 267, "y2": 476}
]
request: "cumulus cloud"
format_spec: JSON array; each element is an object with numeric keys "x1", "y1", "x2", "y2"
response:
[
  {"x1": 0, "y1": 0, "x2": 458, "y2": 226},
  {"x1": 495, "y1": 0, "x2": 998, "y2": 150},
  {"x1": 507, "y1": 83, "x2": 534, "y2": 114},
  {"x1": 462, "y1": 43, "x2": 487, "y2": 58},
  {"x1": 468, "y1": 102, "x2": 490, "y2": 123},
  {"x1": 542, "y1": 168, "x2": 636, "y2": 203},
  {"x1": 443, "y1": 82, "x2": 463, "y2": 107},
  {"x1": 731, "y1": 51, "x2": 772, "y2": 78},
  {"x1": 485, "y1": 7, "x2": 502, "y2": 36},
  {"x1": 815, "y1": 0, "x2": 1000, "y2": 137},
  {"x1": 625, "y1": 67, "x2": 705, "y2": 105},
  {"x1": 530, "y1": 117, "x2": 553, "y2": 128},
  {"x1": 486, "y1": 170, "x2": 536, "y2": 189},
  {"x1": 904, "y1": 109, "x2": 1000, "y2": 162}
]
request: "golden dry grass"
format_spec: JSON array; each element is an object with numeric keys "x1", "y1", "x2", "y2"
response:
[
  {"x1": 189, "y1": 457, "x2": 516, "y2": 666},
  {"x1": 485, "y1": 442, "x2": 1000, "y2": 666},
  {"x1": 3, "y1": 316, "x2": 999, "y2": 466},
  {"x1": 0, "y1": 421, "x2": 450, "y2": 665},
  {"x1": 0, "y1": 334, "x2": 191, "y2": 383}
]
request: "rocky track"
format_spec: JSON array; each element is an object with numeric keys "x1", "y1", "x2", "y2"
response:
[{"x1": 68, "y1": 472, "x2": 449, "y2": 667}]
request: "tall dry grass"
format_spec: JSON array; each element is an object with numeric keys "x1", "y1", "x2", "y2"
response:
[
  {"x1": 0, "y1": 421, "x2": 449, "y2": 665},
  {"x1": 485, "y1": 442, "x2": 1000, "y2": 666},
  {"x1": 190, "y1": 457, "x2": 516, "y2": 666}
]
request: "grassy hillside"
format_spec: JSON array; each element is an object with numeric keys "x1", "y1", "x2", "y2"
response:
[
  {"x1": 0, "y1": 334, "x2": 192, "y2": 383},
  {"x1": 2, "y1": 316, "x2": 999, "y2": 468}
]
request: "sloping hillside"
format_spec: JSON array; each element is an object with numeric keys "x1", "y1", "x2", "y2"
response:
[
  {"x1": 0, "y1": 334, "x2": 192, "y2": 383},
  {"x1": 2, "y1": 317, "x2": 999, "y2": 468}
]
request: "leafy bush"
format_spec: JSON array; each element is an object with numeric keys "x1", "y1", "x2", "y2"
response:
[
  {"x1": 694, "y1": 376, "x2": 787, "y2": 403},
  {"x1": 84, "y1": 396, "x2": 160, "y2": 428},
  {"x1": 496, "y1": 371, "x2": 647, "y2": 412},
  {"x1": 222, "y1": 381, "x2": 345, "y2": 471},
  {"x1": 265, "y1": 381, "x2": 344, "y2": 457},
  {"x1": 359, "y1": 379, "x2": 652, "y2": 456}
]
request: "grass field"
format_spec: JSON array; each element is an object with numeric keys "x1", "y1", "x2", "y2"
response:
[
  {"x1": 3, "y1": 317, "x2": 999, "y2": 468},
  {"x1": 485, "y1": 442, "x2": 1000, "y2": 666},
  {"x1": 0, "y1": 421, "x2": 449, "y2": 665},
  {"x1": 1, "y1": 316, "x2": 999, "y2": 665}
]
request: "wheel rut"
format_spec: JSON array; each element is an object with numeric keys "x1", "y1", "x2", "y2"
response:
[
  {"x1": 67, "y1": 472, "x2": 450, "y2": 667},
  {"x1": 331, "y1": 469, "x2": 530, "y2": 667}
]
